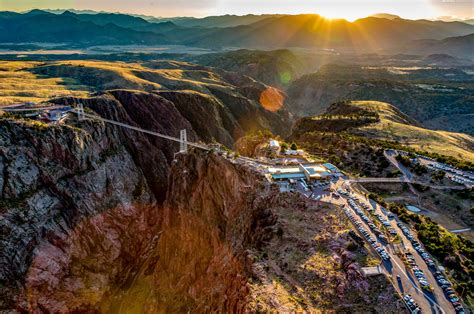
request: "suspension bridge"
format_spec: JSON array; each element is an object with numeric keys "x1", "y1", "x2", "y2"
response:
[
  {"x1": 74, "y1": 104, "x2": 207, "y2": 152},
  {"x1": 3, "y1": 103, "x2": 207, "y2": 153}
]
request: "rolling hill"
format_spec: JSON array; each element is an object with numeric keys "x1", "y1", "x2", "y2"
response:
[
  {"x1": 400, "y1": 33, "x2": 474, "y2": 59},
  {"x1": 0, "y1": 10, "x2": 170, "y2": 45},
  {"x1": 0, "y1": 60, "x2": 293, "y2": 147},
  {"x1": 287, "y1": 63, "x2": 474, "y2": 135},
  {"x1": 189, "y1": 49, "x2": 306, "y2": 88},
  {"x1": 179, "y1": 15, "x2": 474, "y2": 51},
  {"x1": 157, "y1": 14, "x2": 283, "y2": 28},
  {"x1": 292, "y1": 100, "x2": 474, "y2": 161}
]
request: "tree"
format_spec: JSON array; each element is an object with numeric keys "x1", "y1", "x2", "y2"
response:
[
  {"x1": 290, "y1": 143, "x2": 298, "y2": 150},
  {"x1": 431, "y1": 170, "x2": 445, "y2": 181}
]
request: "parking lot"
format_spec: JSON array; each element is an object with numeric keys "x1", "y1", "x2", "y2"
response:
[
  {"x1": 317, "y1": 181, "x2": 459, "y2": 314},
  {"x1": 249, "y1": 155, "x2": 467, "y2": 314},
  {"x1": 416, "y1": 156, "x2": 474, "y2": 187}
]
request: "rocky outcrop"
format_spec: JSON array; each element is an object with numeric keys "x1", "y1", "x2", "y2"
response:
[
  {"x1": 156, "y1": 90, "x2": 241, "y2": 147},
  {"x1": 54, "y1": 90, "x2": 196, "y2": 201},
  {"x1": 3, "y1": 145, "x2": 278, "y2": 312},
  {"x1": 33, "y1": 60, "x2": 294, "y2": 140},
  {"x1": 146, "y1": 151, "x2": 277, "y2": 312},
  {"x1": 18, "y1": 203, "x2": 162, "y2": 312},
  {"x1": 1, "y1": 128, "x2": 399, "y2": 312},
  {"x1": 0, "y1": 118, "x2": 155, "y2": 309},
  {"x1": 1, "y1": 94, "x2": 397, "y2": 312}
]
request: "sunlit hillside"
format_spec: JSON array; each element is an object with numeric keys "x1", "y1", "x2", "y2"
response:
[
  {"x1": 30, "y1": 60, "x2": 242, "y2": 94},
  {"x1": 352, "y1": 101, "x2": 474, "y2": 161},
  {"x1": 294, "y1": 100, "x2": 474, "y2": 161},
  {"x1": 0, "y1": 61, "x2": 90, "y2": 106}
]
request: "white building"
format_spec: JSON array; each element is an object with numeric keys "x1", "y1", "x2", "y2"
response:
[
  {"x1": 269, "y1": 140, "x2": 281, "y2": 153},
  {"x1": 284, "y1": 149, "x2": 304, "y2": 156}
]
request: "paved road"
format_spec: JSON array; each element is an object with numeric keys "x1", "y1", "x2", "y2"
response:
[
  {"x1": 384, "y1": 149, "x2": 421, "y2": 199},
  {"x1": 347, "y1": 178, "x2": 466, "y2": 190},
  {"x1": 365, "y1": 195, "x2": 454, "y2": 314},
  {"x1": 319, "y1": 181, "x2": 453, "y2": 314},
  {"x1": 449, "y1": 228, "x2": 471, "y2": 233},
  {"x1": 385, "y1": 149, "x2": 414, "y2": 181}
]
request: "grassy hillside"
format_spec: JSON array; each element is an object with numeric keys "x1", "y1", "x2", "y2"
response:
[
  {"x1": 0, "y1": 60, "x2": 293, "y2": 143},
  {"x1": 352, "y1": 101, "x2": 474, "y2": 161},
  {"x1": 0, "y1": 61, "x2": 90, "y2": 106},
  {"x1": 29, "y1": 60, "x2": 254, "y2": 94},
  {"x1": 293, "y1": 100, "x2": 474, "y2": 162},
  {"x1": 287, "y1": 64, "x2": 474, "y2": 135}
]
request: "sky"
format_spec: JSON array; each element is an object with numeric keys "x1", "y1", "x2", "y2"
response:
[{"x1": 0, "y1": 0, "x2": 472, "y2": 20}]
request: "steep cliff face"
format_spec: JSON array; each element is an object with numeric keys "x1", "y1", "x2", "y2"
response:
[
  {"x1": 32, "y1": 60, "x2": 294, "y2": 139},
  {"x1": 0, "y1": 118, "x2": 155, "y2": 309},
  {"x1": 1, "y1": 129, "x2": 399, "y2": 312},
  {"x1": 150, "y1": 151, "x2": 277, "y2": 312},
  {"x1": 156, "y1": 90, "x2": 242, "y2": 147},
  {"x1": 3, "y1": 145, "x2": 277, "y2": 312},
  {"x1": 54, "y1": 90, "x2": 195, "y2": 201}
]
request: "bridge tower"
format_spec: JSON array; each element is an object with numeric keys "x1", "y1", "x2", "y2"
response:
[
  {"x1": 180, "y1": 129, "x2": 188, "y2": 153},
  {"x1": 77, "y1": 103, "x2": 85, "y2": 121}
]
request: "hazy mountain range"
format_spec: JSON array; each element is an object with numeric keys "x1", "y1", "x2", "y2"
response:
[{"x1": 0, "y1": 10, "x2": 473, "y2": 57}]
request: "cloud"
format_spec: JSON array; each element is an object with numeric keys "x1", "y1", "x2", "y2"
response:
[
  {"x1": 0, "y1": 0, "x2": 217, "y2": 16},
  {"x1": 429, "y1": 0, "x2": 473, "y2": 18},
  {"x1": 0, "y1": 0, "x2": 471, "y2": 19}
]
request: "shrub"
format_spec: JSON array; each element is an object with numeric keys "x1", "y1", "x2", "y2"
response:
[{"x1": 346, "y1": 241, "x2": 358, "y2": 251}]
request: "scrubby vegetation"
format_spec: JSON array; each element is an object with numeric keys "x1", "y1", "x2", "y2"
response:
[
  {"x1": 292, "y1": 100, "x2": 474, "y2": 164},
  {"x1": 395, "y1": 155, "x2": 428, "y2": 175},
  {"x1": 431, "y1": 170, "x2": 446, "y2": 181},
  {"x1": 368, "y1": 193, "x2": 473, "y2": 305},
  {"x1": 234, "y1": 130, "x2": 276, "y2": 157},
  {"x1": 293, "y1": 127, "x2": 474, "y2": 173},
  {"x1": 287, "y1": 63, "x2": 474, "y2": 135}
]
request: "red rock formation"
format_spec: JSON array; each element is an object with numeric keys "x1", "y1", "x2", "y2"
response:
[{"x1": 10, "y1": 150, "x2": 277, "y2": 312}]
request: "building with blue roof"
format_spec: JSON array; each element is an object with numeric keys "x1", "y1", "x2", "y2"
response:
[{"x1": 322, "y1": 163, "x2": 339, "y2": 172}]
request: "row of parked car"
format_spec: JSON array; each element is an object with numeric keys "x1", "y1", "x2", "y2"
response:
[
  {"x1": 398, "y1": 222, "x2": 465, "y2": 313},
  {"x1": 397, "y1": 221, "x2": 416, "y2": 242},
  {"x1": 398, "y1": 221, "x2": 437, "y2": 266},
  {"x1": 343, "y1": 205, "x2": 390, "y2": 261},
  {"x1": 404, "y1": 251, "x2": 432, "y2": 291},
  {"x1": 413, "y1": 243, "x2": 436, "y2": 268},
  {"x1": 433, "y1": 271, "x2": 465, "y2": 313},
  {"x1": 450, "y1": 175, "x2": 474, "y2": 186},
  {"x1": 337, "y1": 188, "x2": 350, "y2": 196},
  {"x1": 348, "y1": 198, "x2": 390, "y2": 243},
  {"x1": 403, "y1": 294, "x2": 421, "y2": 314},
  {"x1": 362, "y1": 201, "x2": 399, "y2": 237},
  {"x1": 426, "y1": 162, "x2": 474, "y2": 185},
  {"x1": 372, "y1": 211, "x2": 399, "y2": 236}
]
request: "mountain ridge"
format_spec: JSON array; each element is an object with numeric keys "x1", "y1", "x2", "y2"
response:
[
  {"x1": 292, "y1": 100, "x2": 474, "y2": 161},
  {"x1": 0, "y1": 11, "x2": 473, "y2": 54}
]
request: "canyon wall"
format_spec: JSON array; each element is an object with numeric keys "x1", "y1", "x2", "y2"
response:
[
  {"x1": 1, "y1": 91, "x2": 398, "y2": 312},
  {"x1": 0, "y1": 117, "x2": 155, "y2": 310}
]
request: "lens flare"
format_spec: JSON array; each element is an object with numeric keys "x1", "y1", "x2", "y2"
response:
[
  {"x1": 259, "y1": 87, "x2": 285, "y2": 112},
  {"x1": 279, "y1": 71, "x2": 292, "y2": 85}
]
